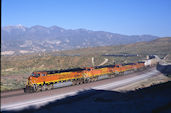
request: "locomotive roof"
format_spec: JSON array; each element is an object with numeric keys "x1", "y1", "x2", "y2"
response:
[
  {"x1": 137, "y1": 61, "x2": 145, "y2": 63},
  {"x1": 33, "y1": 62, "x2": 144, "y2": 74},
  {"x1": 122, "y1": 63, "x2": 136, "y2": 66},
  {"x1": 95, "y1": 64, "x2": 115, "y2": 69},
  {"x1": 35, "y1": 68, "x2": 85, "y2": 74}
]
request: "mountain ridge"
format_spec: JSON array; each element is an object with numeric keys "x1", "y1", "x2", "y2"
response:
[
  {"x1": 2, "y1": 25, "x2": 160, "y2": 55},
  {"x1": 53, "y1": 37, "x2": 171, "y2": 56}
]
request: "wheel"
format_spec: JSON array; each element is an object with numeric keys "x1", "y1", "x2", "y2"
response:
[
  {"x1": 72, "y1": 81, "x2": 76, "y2": 86},
  {"x1": 33, "y1": 84, "x2": 37, "y2": 92},
  {"x1": 37, "y1": 86, "x2": 42, "y2": 92},
  {"x1": 111, "y1": 74, "x2": 115, "y2": 78},
  {"x1": 115, "y1": 71, "x2": 119, "y2": 75},
  {"x1": 41, "y1": 84, "x2": 47, "y2": 91}
]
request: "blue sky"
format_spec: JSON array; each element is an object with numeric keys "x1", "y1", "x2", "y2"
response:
[{"x1": 2, "y1": 0, "x2": 171, "y2": 36}]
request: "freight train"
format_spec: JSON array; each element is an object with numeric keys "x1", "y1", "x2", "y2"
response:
[{"x1": 25, "y1": 62, "x2": 145, "y2": 93}]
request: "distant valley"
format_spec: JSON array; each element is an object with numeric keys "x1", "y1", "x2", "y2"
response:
[{"x1": 2, "y1": 25, "x2": 160, "y2": 55}]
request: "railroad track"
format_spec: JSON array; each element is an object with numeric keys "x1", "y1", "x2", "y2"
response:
[
  {"x1": 1, "y1": 89, "x2": 25, "y2": 98},
  {"x1": 1, "y1": 67, "x2": 159, "y2": 111},
  {"x1": 1, "y1": 67, "x2": 154, "y2": 99}
]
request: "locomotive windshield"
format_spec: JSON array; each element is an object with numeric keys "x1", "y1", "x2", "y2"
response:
[{"x1": 32, "y1": 73, "x2": 40, "y2": 77}]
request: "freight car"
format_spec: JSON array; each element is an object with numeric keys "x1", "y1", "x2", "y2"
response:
[{"x1": 25, "y1": 62, "x2": 145, "y2": 93}]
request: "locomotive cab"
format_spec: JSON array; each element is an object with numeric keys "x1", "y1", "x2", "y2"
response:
[
  {"x1": 31, "y1": 73, "x2": 40, "y2": 78},
  {"x1": 26, "y1": 73, "x2": 38, "y2": 89},
  {"x1": 25, "y1": 71, "x2": 47, "y2": 93}
]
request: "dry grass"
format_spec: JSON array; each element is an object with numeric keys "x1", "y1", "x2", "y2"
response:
[{"x1": 1, "y1": 37, "x2": 170, "y2": 91}]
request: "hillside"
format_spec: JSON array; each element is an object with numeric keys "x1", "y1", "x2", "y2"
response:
[
  {"x1": 1, "y1": 37, "x2": 170, "y2": 91},
  {"x1": 1, "y1": 25, "x2": 159, "y2": 55},
  {"x1": 52, "y1": 37, "x2": 171, "y2": 56}
]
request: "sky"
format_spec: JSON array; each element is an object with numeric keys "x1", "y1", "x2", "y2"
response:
[{"x1": 2, "y1": 0, "x2": 171, "y2": 36}]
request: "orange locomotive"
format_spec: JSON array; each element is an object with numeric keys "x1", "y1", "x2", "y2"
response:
[
  {"x1": 25, "y1": 68, "x2": 84, "y2": 92},
  {"x1": 25, "y1": 62, "x2": 145, "y2": 93}
]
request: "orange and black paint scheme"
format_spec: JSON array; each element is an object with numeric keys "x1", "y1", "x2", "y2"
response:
[{"x1": 25, "y1": 62, "x2": 145, "y2": 93}]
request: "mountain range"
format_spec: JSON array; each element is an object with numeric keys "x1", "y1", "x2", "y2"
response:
[{"x1": 1, "y1": 25, "x2": 160, "y2": 55}]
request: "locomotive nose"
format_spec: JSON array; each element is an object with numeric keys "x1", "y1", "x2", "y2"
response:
[
  {"x1": 27, "y1": 76, "x2": 32, "y2": 85},
  {"x1": 28, "y1": 76, "x2": 32, "y2": 80}
]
